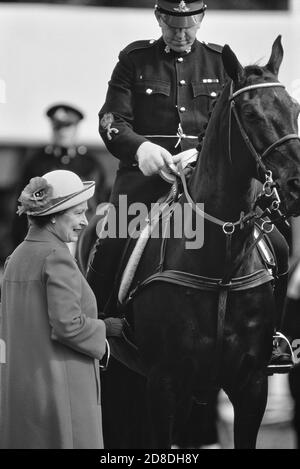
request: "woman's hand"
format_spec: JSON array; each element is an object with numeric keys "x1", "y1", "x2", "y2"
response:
[{"x1": 103, "y1": 317, "x2": 124, "y2": 337}]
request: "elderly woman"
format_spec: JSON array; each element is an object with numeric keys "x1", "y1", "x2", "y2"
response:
[{"x1": 0, "y1": 169, "x2": 121, "y2": 449}]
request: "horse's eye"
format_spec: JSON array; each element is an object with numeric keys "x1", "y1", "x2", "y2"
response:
[{"x1": 242, "y1": 108, "x2": 257, "y2": 121}]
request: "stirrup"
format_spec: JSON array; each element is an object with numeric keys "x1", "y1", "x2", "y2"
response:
[{"x1": 267, "y1": 332, "x2": 295, "y2": 375}]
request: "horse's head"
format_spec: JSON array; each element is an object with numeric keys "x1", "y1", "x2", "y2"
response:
[{"x1": 222, "y1": 36, "x2": 300, "y2": 217}]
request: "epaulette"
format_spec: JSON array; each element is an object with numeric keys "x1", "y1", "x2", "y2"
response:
[
  {"x1": 202, "y1": 42, "x2": 223, "y2": 54},
  {"x1": 123, "y1": 39, "x2": 157, "y2": 54}
]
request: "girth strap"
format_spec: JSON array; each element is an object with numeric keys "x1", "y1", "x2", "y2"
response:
[{"x1": 127, "y1": 268, "x2": 273, "y2": 302}]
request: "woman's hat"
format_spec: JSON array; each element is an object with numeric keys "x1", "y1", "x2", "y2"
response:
[
  {"x1": 17, "y1": 170, "x2": 95, "y2": 216},
  {"x1": 155, "y1": 1, "x2": 207, "y2": 28}
]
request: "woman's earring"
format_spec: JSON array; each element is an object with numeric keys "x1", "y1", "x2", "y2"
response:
[{"x1": 51, "y1": 218, "x2": 56, "y2": 224}]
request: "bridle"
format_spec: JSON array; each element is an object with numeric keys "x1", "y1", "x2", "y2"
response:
[
  {"x1": 229, "y1": 81, "x2": 300, "y2": 178},
  {"x1": 176, "y1": 80, "x2": 300, "y2": 236}
]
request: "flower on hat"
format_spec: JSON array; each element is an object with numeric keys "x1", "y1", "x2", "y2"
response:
[{"x1": 17, "y1": 177, "x2": 53, "y2": 216}]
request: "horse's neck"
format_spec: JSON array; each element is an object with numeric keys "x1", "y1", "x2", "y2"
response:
[
  {"x1": 189, "y1": 84, "x2": 254, "y2": 221},
  {"x1": 180, "y1": 84, "x2": 259, "y2": 277}
]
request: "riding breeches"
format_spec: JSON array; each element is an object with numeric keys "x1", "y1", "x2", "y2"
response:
[{"x1": 87, "y1": 234, "x2": 128, "y2": 313}]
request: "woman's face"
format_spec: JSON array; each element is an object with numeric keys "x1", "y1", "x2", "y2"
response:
[{"x1": 52, "y1": 201, "x2": 88, "y2": 243}]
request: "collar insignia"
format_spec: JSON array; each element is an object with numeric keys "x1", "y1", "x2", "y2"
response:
[{"x1": 174, "y1": 1, "x2": 190, "y2": 13}]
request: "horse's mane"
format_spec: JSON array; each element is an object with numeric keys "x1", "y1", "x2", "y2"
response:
[
  {"x1": 245, "y1": 65, "x2": 264, "y2": 77},
  {"x1": 197, "y1": 63, "x2": 268, "y2": 153},
  {"x1": 244, "y1": 62, "x2": 277, "y2": 84}
]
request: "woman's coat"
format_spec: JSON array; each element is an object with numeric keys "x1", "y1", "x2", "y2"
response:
[{"x1": 0, "y1": 225, "x2": 106, "y2": 449}]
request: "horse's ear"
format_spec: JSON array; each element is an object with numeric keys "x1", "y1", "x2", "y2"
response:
[
  {"x1": 266, "y1": 35, "x2": 283, "y2": 77},
  {"x1": 222, "y1": 44, "x2": 245, "y2": 83}
]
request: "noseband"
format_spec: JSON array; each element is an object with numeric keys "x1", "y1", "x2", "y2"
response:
[{"x1": 229, "y1": 82, "x2": 300, "y2": 175}]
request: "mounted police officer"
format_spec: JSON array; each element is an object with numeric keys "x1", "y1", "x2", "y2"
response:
[
  {"x1": 87, "y1": 1, "x2": 292, "y2": 448},
  {"x1": 88, "y1": 0, "x2": 227, "y2": 305},
  {"x1": 12, "y1": 103, "x2": 109, "y2": 247},
  {"x1": 86, "y1": 0, "x2": 227, "y2": 449}
]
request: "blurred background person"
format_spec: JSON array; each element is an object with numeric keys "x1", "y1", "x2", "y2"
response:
[{"x1": 12, "y1": 103, "x2": 110, "y2": 249}]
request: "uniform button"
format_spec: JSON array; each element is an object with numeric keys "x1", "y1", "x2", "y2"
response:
[
  {"x1": 146, "y1": 88, "x2": 153, "y2": 95},
  {"x1": 179, "y1": 107, "x2": 186, "y2": 112},
  {"x1": 179, "y1": 80, "x2": 186, "y2": 86},
  {"x1": 44, "y1": 145, "x2": 52, "y2": 155},
  {"x1": 177, "y1": 57, "x2": 184, "y2": 63},
  {"x1": 77, "y1": 145, "x2": 87, "y2": 155},
  {"x1": 210, "y1": 92, "x2": 217, "y2": 97},
  {"x1": 61, "y1": 155, "x2": 70, "y2": 165}
]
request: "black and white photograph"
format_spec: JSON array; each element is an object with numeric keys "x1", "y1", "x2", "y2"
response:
[{"x1": 1, "y1": 0, "x2": 300, "y2": 452}]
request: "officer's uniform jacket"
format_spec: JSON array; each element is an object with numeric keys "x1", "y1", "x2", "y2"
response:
[
  {"x1": 99, "y1": 36, "x2": 228, "y2": 207},
  {"x1": 22, "y1": 145, "x2": 104, "y2": 192}
]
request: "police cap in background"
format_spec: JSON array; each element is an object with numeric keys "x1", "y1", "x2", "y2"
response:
[{"x1": 46, "y1": 103, "x2": 84, "y2": 129}]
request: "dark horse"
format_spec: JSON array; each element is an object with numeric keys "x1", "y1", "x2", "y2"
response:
[
  {"x1": 82, "y1": 37, "x2": 300, "y2": 449},
  {"x1": 121, "y1": 37, "x2": 300, "y2": 449}
]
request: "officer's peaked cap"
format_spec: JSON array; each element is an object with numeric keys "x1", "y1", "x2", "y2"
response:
[
  {"x1": 46, "y1": 103, "x2": 84, "y2": 128},
  {"x1": 155, "y1": 0, "x2": 207, "y2": 28}
]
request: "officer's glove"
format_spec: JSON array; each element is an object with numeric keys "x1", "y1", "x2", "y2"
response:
[{"x1": 136, "y1": 141, "x2": 176, "y2": 176}]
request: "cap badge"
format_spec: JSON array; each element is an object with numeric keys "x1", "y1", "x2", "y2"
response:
[{"x1": 174, "y1": 1, "x2": 190, "y2": 13}]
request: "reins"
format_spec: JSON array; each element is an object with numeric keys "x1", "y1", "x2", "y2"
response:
[{"x1": 176, "y1": 81, "x2": 300, "y2": 238}]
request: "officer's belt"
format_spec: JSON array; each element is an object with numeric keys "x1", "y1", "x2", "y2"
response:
[{"x1": 144, "y1": 134, "x2": 198, "y2": 148}]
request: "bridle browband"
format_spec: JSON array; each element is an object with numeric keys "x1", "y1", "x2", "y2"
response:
[{"x1": 231, "y1": 82, "x2": 284, "y2": 99}]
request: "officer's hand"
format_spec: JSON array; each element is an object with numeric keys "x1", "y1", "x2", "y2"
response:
[{"x1": 136, "y1": 142, "x2": 176, "y2": 176}]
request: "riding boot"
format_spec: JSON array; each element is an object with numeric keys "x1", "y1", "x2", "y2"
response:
[
  {"x1": 87, "y1": 235, "x2": 127, "y2": 314},
  {"x1": 268, "y1": 272, "x2": 294, "y2": 371}
]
